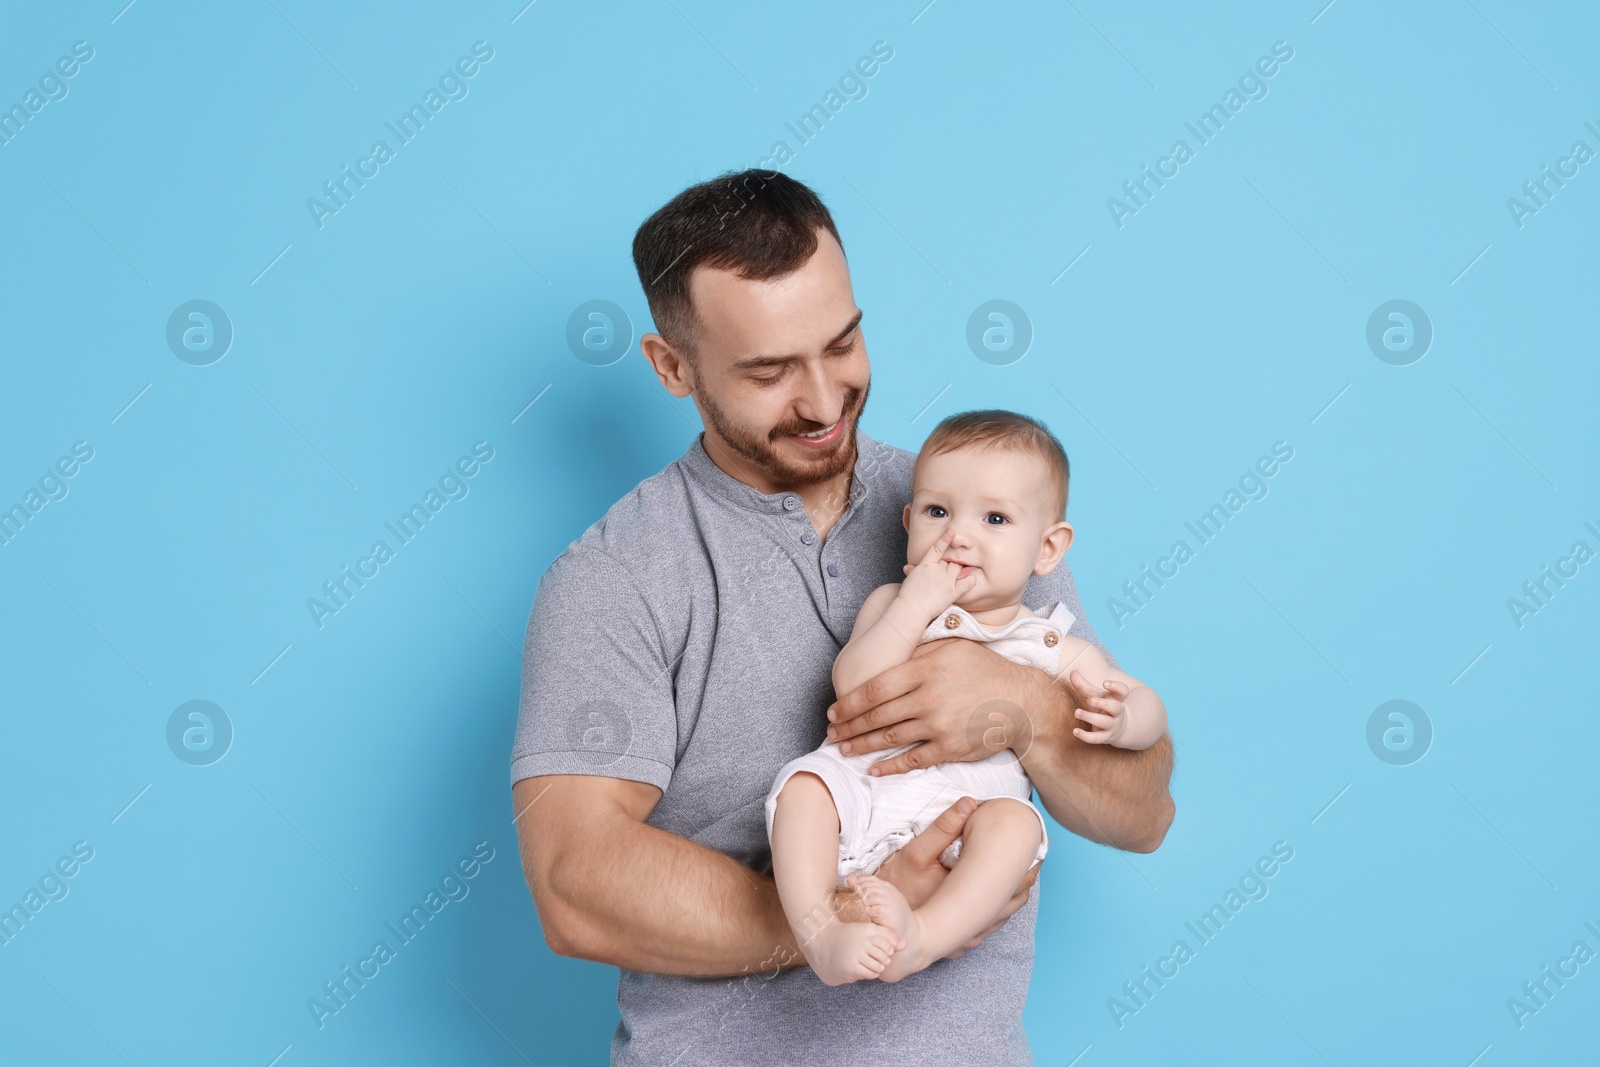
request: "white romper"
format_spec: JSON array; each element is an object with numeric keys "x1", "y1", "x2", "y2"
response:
[{"x1": 764, "y1": 601, "x2": 1072, "y2": 888}]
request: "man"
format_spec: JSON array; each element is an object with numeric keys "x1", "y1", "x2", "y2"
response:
[{"x1": 512, "y1": 169, "x2": 1175, "y2": 1065}]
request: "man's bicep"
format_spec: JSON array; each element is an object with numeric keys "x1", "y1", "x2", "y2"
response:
[
  {"x1": 514, "y1": 773, "x2": 662, "y2": 829},
  {"x1": 513, "y1": 774, "x2": 663, "y2": 953},
  {"x1": 514, "y1": 774, "x2": 662, "y2": 871}
]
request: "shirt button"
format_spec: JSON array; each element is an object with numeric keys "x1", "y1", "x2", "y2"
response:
[
  {"x1": 783, "y1": 496, "x2": 799, "y2": 511},
  {"x1": 826, "y1": 563, "x2": 839, "y2": 577},
  {"x1": 944, "y1": 613, "x2": 961, "y2": 629},
  {"x1": 1043, "y1": 631, "x2": 1060, "y2": 647},
  {"x1": 801, "y1": 531, "x2": 815, "y2": 545}
]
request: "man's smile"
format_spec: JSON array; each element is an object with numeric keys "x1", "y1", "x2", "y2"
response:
[{"x1": 786, "y1": 418, "x2": 845, "y2": 449}]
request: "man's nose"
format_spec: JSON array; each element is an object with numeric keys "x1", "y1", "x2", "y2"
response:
[{"x1": 793, "y1": 359, "x2": 844, "y2": 426}]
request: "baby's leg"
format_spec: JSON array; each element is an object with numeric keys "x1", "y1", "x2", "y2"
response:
[
  {"x1": 770, "y1": 771, "x2": 903, "y2": 986},
  {"x1": 857, "y1": 797, "x2": 1042, "y2": 983}
]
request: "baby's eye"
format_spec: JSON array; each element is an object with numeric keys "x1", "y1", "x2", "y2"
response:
[
  {"x1": 984, "y1": 513, "x2": 1008, "y2": 526},
  {"x1": 925, "y1": 505, "x2": 947, "y2": 518}
]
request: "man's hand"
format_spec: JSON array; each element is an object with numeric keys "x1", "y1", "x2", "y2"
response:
[
  {"x1": 826, "y1": 636, "x2": 1032, "y2": 777},
  {"x1": 827, "y1": 633, "x2": 1176, "y2": 853},
  {"x1": 864, "y1": 795, "x2": 1037, "y2": 958}
]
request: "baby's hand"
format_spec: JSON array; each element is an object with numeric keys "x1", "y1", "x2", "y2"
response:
[
  {"x1": 1069, "y1": 673, "x2": 1134, "y2": 746},
  {"x1": 898, "y1": 530, "x2": 977, "y2": 618}
]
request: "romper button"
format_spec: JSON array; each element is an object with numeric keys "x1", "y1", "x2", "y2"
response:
[
  {"x1": 1043, "y1": 631, "x2": 1059, "y2": 647},
  {"x1": 944, "y1": 613, "x2": 961, "y2": 629}
]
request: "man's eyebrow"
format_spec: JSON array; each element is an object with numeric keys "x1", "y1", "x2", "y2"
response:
[
  {"x1": 826, "y1": 310, "x2": 865, "y2": 347},
  {"x1": 731, "y1": 310, "x2": 864, "y2": 370}
]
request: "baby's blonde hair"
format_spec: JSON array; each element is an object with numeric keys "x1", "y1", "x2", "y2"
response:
[{"x1": 916, "y1": 409, "x2": 1070, "y2": 521}]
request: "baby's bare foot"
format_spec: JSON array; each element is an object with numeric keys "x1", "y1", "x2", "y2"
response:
[
  {"x1": 854, "y1": 874, "x2": 929, "y2": 983},
  {"x1": 803, "y1": 917, "x2": 900, "y2": 986}
]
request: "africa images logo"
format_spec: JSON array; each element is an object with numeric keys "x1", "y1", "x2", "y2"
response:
[{"x1": 306, "y1": 442, "x2": 495, "y2": 630}]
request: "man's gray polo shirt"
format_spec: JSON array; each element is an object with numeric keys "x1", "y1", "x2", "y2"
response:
[{"x1": 512, "y1": 428, "x2": 1111, "y2": 1066}]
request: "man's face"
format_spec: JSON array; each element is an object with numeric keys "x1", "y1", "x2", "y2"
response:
[
  {"x1": 676, "y1": 230, "x2": 871, "y2": 492},
  {"x1": 902, "y1": 446, "x2": 1070, "y2": 610}
]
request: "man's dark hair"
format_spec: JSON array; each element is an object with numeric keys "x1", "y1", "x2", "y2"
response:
[{"x1": 632, "y1": 169, "x2": 844, "y2": 354}]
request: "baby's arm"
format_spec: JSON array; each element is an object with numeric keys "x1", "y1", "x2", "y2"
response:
[
  {"x1": 832, "y1": 583, "x2": 933, "y2": 700},
  {"x1": 1054, "y1": 639, "x2": 1167, "y2": 750},
  {"x1": 833, "y1": 531, "x2": 974, "y2": 699}
]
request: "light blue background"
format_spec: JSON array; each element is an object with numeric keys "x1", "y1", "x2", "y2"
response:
[{"x1": 2, "y1": 1, "x2": 1596, "y2": 1064}]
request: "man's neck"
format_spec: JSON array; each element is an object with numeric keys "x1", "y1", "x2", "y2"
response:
[
  {"x1": 699, "y1": 430, "x2": 856, "y2": 542},
  {"x1": 799, "y1": 471, "x2": 854, "y2": 543}
]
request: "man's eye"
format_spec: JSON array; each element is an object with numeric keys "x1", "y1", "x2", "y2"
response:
[
  {"x1": 751, "y1": 369, "x2": 784, "y2": 384},
  {"x1": 827, "y1": 337, "x2": 857, "y2": 356}
]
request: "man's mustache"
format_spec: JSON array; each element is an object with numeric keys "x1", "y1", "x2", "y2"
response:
[{"x1": 770, "y1": 389, "x2": 863, "y2": 440}]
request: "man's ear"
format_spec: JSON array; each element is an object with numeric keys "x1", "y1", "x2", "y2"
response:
[
  {"x1": 1034, "y1": 521, "x2": 1075, "y2": 576},
  {"x1": 640, "y1": 333, "x2": 694, "y2": 398}
]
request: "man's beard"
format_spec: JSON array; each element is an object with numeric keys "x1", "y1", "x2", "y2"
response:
[{"x1": 697, "y1": 377, "x2": 871, "y2": 488}]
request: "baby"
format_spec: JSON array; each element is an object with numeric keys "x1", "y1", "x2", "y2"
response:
[{"x1": 764, "y1": 409, "x2": 1168, "y2": 985}]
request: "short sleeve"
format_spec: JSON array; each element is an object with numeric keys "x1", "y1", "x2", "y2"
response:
[
  {"x1": 510, "y1": 545, "x2": 678, "y2": 791},
  {"x1": 1025, "y1": 559, "x2": 1119, "y2": 670}
]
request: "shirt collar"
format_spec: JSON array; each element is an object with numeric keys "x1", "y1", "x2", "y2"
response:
[{"x1": 681, "y1": 428, "x2": 884, "y2": 516}]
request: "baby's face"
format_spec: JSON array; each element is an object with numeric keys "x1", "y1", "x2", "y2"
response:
[{"x1": 902, "y1": 446, "x2": 1071, "y2": 609}]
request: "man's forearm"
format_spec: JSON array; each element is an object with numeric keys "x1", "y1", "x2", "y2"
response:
[
  {"x1": 540, "y1": 813, "x2": 812, "y2": 977},
  {"x1": 1013, "y1": 665, "x2": 1175, "y2": 852}
]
